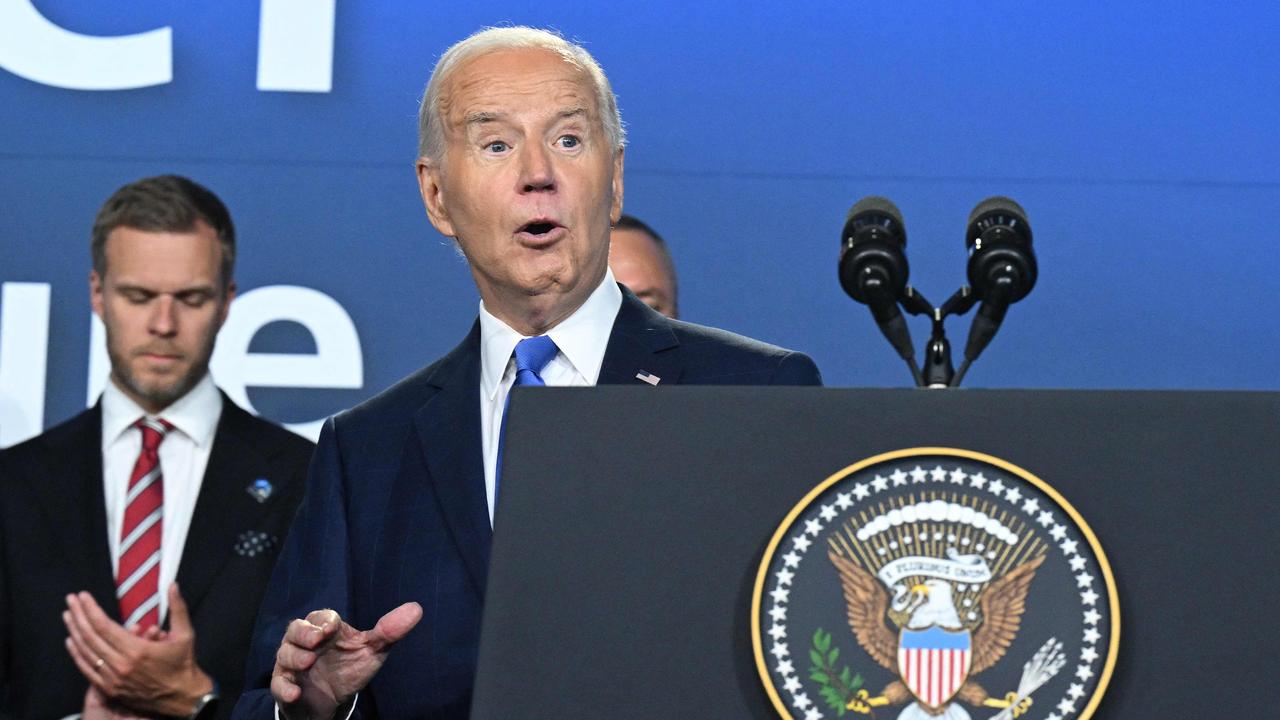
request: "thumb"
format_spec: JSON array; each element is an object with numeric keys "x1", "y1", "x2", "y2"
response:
[
  {"x1": 167, "y1": 582, "x2": 194, "y2": 637},
  {"x1": 366, "y1": 602, "x2": 423, "y2": 650}
]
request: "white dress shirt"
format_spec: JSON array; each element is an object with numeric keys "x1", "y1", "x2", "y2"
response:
[
  {"x1": 478, "y1": 269, "x2": 623, "y2": 523},
  {"x1": 272, "y1": 274, "x2": 621, "y2": 719},
  {"x1": 100, "y1": 373, "x2": 221, "y2": 623}
]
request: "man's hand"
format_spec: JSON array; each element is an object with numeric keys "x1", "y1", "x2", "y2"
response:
[
  {"x1": 82, "y1": 685, "x2": 149, "y2": 720},
  {"x1": 272, "y1": 602, "x2": 423, "y2": 720},
  {"x1": 63, "y1": 583, "x2": 214, "y2": 716},
  {"x1": 83, "y1": 626, "x2": 162, "y2": 719}
]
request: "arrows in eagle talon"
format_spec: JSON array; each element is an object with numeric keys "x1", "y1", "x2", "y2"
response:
[{"x1": 987, "y1": 637, "x2": 1066, "y2": 720}]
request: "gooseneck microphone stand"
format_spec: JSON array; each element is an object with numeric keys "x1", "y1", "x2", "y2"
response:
[
  {"x1": 897, "y1": 286, "x2": 979, "y2": 388},
  {"x1": 843, "y1": 196, "x2": 1036, "y2": 389}
]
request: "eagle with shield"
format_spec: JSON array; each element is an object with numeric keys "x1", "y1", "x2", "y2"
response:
[{"x1": 829, "y1": 550, "x2": 1051, "y2": 719}]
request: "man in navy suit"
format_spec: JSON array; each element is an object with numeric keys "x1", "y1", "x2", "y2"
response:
[{"x1": 234, "y1": 26, "x2": 821, "y2": 719}]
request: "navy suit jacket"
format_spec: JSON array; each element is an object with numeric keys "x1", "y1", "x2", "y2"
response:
[
  {"x1": 0, "y1": 395, "x2": 313, "y2": 720},
  {"x1": 234, "y1": 291, "x2": 821, "y2": 718}
]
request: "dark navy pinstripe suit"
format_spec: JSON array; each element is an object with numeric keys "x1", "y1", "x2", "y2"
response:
[{"x1": 234, "y1": 290, "x2": 821, "y2": 718}]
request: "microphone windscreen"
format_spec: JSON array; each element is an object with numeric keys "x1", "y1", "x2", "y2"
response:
[
  {"x1": 844, "y1": 196, "x2": 907, "y2": 247},
  {"x1": 848, "y1": 195, "x2": 904, "y2": 225},
  {"x1": 967, "y1": 196, "x2": 1029, "y2": 232}
]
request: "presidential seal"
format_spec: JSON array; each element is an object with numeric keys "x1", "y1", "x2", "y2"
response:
[{"x1": 752, "y1": 448, "x2": 1118, "y2": 720}]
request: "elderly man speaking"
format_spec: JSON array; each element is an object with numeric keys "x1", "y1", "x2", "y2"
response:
[{"x1": 233, "y1": 26, "x2": 821, "y2": 719}]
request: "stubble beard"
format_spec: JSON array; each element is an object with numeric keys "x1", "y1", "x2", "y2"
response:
[{"x1": 106, "y1": 331, "x2": 217, "y2": 413}]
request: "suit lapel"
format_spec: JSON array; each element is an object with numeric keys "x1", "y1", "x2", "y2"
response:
[
  {"x1": 75, "y1": 408, "x2": 118, "y2": 607},
  {"x1": 77, "y1": 417, "x2": 120, "y2": 616},
  {"x1": 598, "y1": 289, "x2": 683, "y2": 386},
  {"x1": 412, "y1": 322, "x2": 492, "y2": 596},
  {"x1": 406, "y1": 295, "x2": 676, "y2": 597},
  {"x1": 174, "y1": 397, "x2": 271, "y2": 614},
  {"x1": 29, "y1": 406, "x2": 120, "y2": 618}
]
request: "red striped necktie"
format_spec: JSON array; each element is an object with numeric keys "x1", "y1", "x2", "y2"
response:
[{"x1": 116, "y1": 417, "x2": 172, "y2": 629}]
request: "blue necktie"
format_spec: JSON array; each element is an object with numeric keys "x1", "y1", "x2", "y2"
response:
[{"x1": 495, "y1": 335, "x2": 559, "y2": 505}]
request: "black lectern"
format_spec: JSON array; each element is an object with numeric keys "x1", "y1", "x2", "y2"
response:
[{"x1": 472, "y1": 388, "x2": 1278, "y2": 719}]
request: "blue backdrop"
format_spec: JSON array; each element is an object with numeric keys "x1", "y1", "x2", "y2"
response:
[{"x1": 2, "y1": 0, "x2": 1277, "y2": 445}]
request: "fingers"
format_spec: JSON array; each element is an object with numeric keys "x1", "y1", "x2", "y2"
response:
[
  {"x1": 270, "y1": 670, "x2": 302, "y2": 704},
  {"x1": 366, "y1": 602, "x2": 423, "y2": 650},
  {"x1": 65, "y1": 633, "x2": 109, "y2": 688},
  {"x1": 270, "y1": 605, "x2": 415, "y2": 710},
  {"x1": 63, "y1": 595, "x2": 127, "y2": 679},
  {"x1": 272, "y1": 610, "x2": 341, "y2": 705},
  {"x1": 283, "y1": 610, "x2": 339, "y2": 650},
  {"x1": 273, "y1": 611, "x2": 338, "y2": 679},
  {"x1": 275, "y1": 635, "x2": 318, "y2": 672},
  {"x1": 126, "y1": 624, "x2": 162, "y2": 640},
  {"x1": 166, "y1": 582, "x2": 194, "y2": 638},
  {"x1": 68, "y1": 592, "x2": 134, "y2": 652},
  {"x1": 304, "y1": 608, "x2": 341, "y2": 629}
]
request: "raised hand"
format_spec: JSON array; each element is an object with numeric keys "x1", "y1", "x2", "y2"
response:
[
  {"x1": 63, "y1": 583, "x2": 213, "y2": 716},
  {"x1": 272, "y1": 602, "x2": 423, "y2": 719},
  {"x1": 81, "y1": 685, "x2": 150, "y2": 720}
]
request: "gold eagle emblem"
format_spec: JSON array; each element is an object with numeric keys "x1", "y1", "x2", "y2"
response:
[{"x1": 830, "y1": 550, "x2": 1045, "y2": 718}]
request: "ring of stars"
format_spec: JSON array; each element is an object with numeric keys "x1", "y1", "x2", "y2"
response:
[{"x1": 761, "y1": 458, "x2": 1110, "y2": 720}]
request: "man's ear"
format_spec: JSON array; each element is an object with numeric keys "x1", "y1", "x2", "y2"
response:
[
  {"x1": 89, "y1": 269, "x2": 105, "y2": 321},
  {"x1": 417, "y1": 158, "x2": 456, "y2": 237},
  {"x1": 609, "y1": 147, "x2": 625, "y2": 224},
  {"x1": 217, "y1": 280, "x2": 237, "y2": 329}
]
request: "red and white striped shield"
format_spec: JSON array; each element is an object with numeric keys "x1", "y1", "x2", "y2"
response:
[{"x1": 898, "y1": 626, "x2": 972, "y2": 710}]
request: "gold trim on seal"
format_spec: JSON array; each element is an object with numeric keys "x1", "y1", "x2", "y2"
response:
[{"x1": 750, "y1": 447, "x2": 1120, "y2": 720}]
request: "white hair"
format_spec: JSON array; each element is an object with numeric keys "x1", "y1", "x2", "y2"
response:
[{"x1": 417, "y1": 26, "x2": 626, "y2": 161}]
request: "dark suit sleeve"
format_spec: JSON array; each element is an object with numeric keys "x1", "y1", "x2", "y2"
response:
[
  {"x1": 232, "y1": 417, "x2": 361, "y2": 718},
  {"x1": 769, "y1": 351, "x2": 823, "y2": 386},
  {"x1": 0, "y1": 456, "x2": 11, "y2": 720}
]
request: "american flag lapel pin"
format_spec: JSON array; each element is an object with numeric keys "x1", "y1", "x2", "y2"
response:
[{"x1": 635, "y1": 371, "x2": 661, "y2": 386}]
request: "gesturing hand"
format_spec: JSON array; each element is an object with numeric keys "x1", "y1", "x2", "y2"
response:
[
  {"x1": 81, "y1": 685, "x2": 149, "y2": 720},
  {"x1": 273, "y1": 602, "x2": 423, "y2": 720},
  {"x1": 63, "y1": 583, "x2": 214, "y2": 716}
]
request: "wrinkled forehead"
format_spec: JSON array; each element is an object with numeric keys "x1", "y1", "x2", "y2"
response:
[{"x1": 437, "y1": 47, "x2": 601, "y2": 132}]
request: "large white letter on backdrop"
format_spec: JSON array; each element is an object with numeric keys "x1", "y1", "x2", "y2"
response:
[
  {"x1": 0, "y1": 0, "x2": 172, "y2": 90},
  {"x1": 88, "y1": 285, "x2": 362, "y2": 441}
]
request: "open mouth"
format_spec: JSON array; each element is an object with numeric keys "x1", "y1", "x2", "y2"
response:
[{"x1": 518, "y1": 220, "x2": 560, "y2": 237}]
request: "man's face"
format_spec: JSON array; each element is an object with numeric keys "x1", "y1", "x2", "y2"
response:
[
  {"x1": 609, "y1": 227, "x2": 677, "y2": 318},
  {"x1": 417, "y1": 48, "x2": 624, "y2": 332},
  {"x1": 90, "y1": 222, "x2": 234, "y2": 414}
]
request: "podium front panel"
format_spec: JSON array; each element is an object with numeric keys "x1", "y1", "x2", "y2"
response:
[{"x1": 473, "y1": 388, "x2": 1279, "y2": 719}]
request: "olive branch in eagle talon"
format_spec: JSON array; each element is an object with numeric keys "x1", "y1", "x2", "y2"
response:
[
  {"x1": 829, "y1": 550, "x2": 1045, "y2": 717},
  {"x1": 808, "y1": 628, "x2": 865, "y2": 716}
]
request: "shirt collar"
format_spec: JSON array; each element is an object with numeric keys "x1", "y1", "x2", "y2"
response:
[
  {"x1": 100, "y1": 373, "x2": 223, "y2": 448},
  {"x1": 479, "y1": 269, "x2": 623, "y2": 400}
]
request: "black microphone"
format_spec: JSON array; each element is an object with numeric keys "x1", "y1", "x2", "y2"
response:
[
  {"x1": 839, "y1": 196, "x2": 918, "y2": 376},
  {"x1": 956, "y1": 196, "x2": 1037, "y2": 383}
]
